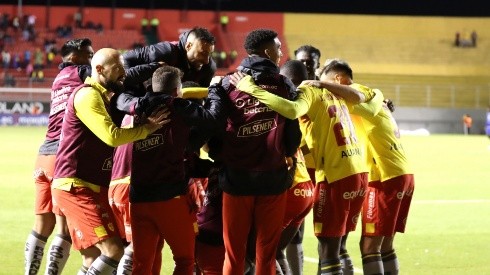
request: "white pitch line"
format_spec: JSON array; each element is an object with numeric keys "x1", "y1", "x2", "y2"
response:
[
  {"x1": 413, "y1": 199, "x2": 490, "y2": 204},
  {"x1": 304, "y1": 256, "x2": 363, "y2": 274}
]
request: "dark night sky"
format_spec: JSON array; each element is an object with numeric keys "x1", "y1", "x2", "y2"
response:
[{"x1": 3, "y1": 0, "x2": 490, "y2": 17}]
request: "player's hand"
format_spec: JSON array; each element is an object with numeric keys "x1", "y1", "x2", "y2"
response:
[
  {"x1": 144, "y1": 106, "x2": 171, "y2": 134},
  {"x1": 187, "y1": 178, "x2": 207, "y2": 214},
  {"x1": 228, "y1": 71, "x2": 247, "y2": 86}
]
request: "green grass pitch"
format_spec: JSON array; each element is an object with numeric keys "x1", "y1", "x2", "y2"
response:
[{"x1": 1, "y1": 126, "x2": 489, "y2": 274}]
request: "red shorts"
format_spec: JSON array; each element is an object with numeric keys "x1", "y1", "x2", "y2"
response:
[
  {"x1": 284, "y1": 181, "x2": 314, "y2": 228},
  {"x1": 34, "y1": 154, "x2": 62, "y2": 215},
  {"x1": 195, "y1": 240, "x2": 225, "y2": 275},
  {"x1": 362, "y1": 174, "x2": 415, "y2": 236},
  {"x1": 131, "y1": 196, "x2": 198, "y2": 275},
  {"x1": 108, "y1": 183, "x2": 131, "y2": 242},
  {"x1": 313, "y1": 173, "x2": 368, "y2": 237},
  {"x1": 51, "y1": 187, "x2": 120, "y2": 250}
]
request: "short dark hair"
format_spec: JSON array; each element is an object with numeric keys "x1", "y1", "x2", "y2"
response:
[
  {"x1": 294, "y1": 45, "x2": 321, "y2": 59},
  {"x1": 152, "y1": 65, "x2": 183, "y2": 94},
  {"x1": 280, "y1": 60, "x2": 308, "y2": 87},
  {"x1": 244, "y1": 29, "x2": 278, "y2": 55},
  {"x1": 60, "y1": 38, "x2": 92, "y2": 58},
  {"x1": 189, "y1": 27, "x2": 215, "y2": 44},
  {"x1": 320, "y1": 58, "x2": 353, "y2": 80}
]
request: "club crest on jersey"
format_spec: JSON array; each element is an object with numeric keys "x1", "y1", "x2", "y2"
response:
[
  {"x1": 102, "y1": 157, "x2": 113, "y2": 170},
  {"x1": 237, "y1": 118, "x2": 276, "y2": 137}
]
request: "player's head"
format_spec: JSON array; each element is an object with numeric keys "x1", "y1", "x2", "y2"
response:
[
  {"x1": 152, "y1": 65, "x2": 184, "y2": 98},
  {"x1": 244, "y1": 29, "x2": 282, "y2": 66},
  {"x1": 185, "y1": 27, "x2": 216, "y2": 71},
  {"x1": 280, "y1": 60, "x2": 308, "y2": 88},
  {"x1": 319, "y1": 58, "x2": 353, "y2": 85},
  {"x1": 91, "y1": 48, "x2": 126, "y2": 93},
  {"x1": 294, "y1": 45, "x2": 321, "y2": 80},
  {"x1": 60, "y1": 38, "x2": 94, "y2": 65}
]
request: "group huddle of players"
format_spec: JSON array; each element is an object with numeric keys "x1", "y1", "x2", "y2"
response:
[{"x1": 24, "y1": 26, "x2": 414, "y2": 275}]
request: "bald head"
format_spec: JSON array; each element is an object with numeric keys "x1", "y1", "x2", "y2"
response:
[
  {"x1": 91, "y1": 48, "x2": 126, "y2": 93},
  {"x1": 91, "y1": 48, "x2": 121, "y2": 69}
]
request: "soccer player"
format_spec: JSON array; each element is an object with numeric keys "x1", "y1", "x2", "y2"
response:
[
  {"x1": 318, "y1": 59, "x2": 415, "y2": 275},
  {"x1": 294, "y1": 44, "x2": 321, "y2": 81},
  {"x1": 230, "y1": 63, "x2": 380, "y2": 275},
  {"x1": 273, "y1": 60, "x2": 315, "y2": 275},
  {"x1": 24, "y1": 38, "x2": 93, "y2": 275},
  {"x1": 209, "y1": 28, "x2": 302, "y2": 275},
  {"x1": 51, "y1": 48, "x2": 169, "y2": 275},
  {"x1": 285, "y1": 45, "x2": 322, "y2": 275},
  {"x1": 123, "y1": 26, "x2": 216, "y2": 88},
  {"x1": 129, "y1": 65, "x2": 227, "y2": 275}
]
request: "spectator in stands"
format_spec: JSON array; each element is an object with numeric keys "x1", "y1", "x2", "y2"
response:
[
  {"x1": 26, "y1": 62, "x2": 34, "y2": 78},
  {"x1": 12, "y1": 16, "x2": 20, "y2": 33},
  {"x1": 229, "y1": 49, "x2": 238, "y2": 65},
  {"x1": 34, "y1": 48, "x2": 44, "y2": 70},
  {"x1": 454, "y1": 32, "x2": 461, "y2": 47},
  {"x1": 150, "y1": 17, "x2": 160, "y2": 37},
  {"x1": 1, "y1": 49, "x2": 11, "y2": 68},
  {"x1": 24, "y1": 49, "x2": 32, "y2": 68},
  {"x1": 34, "y1": 69, "x2": 44, "y2": 82},
  {"x1": 0, "y1": 13, "x2": 9, "y2": 31},
  {"x1": 3, "y1": 72, "x2": 15, "y2": 87},
  {"x1": 12, "y1": 53, "x2": 20, "y2": 69},
  {"x1": 220, "y1": 14, "x2": 229, "y2": 32},
  {"x1": 95, "y1": 23, "x2": 103, "y2": 34},
  {"x1": 471, "y1": 30, "x2": 477, "y2": 47},
  {"x1": 46, "y1": 50, "x2": 55, "y2": 68},
  {"x1": 140, "y1": 18, "x2": 149, "y2": 35},
  {"x1": 74, "y1": 10, "x2": 82, "y2": 28},
  {"x1": 463, "y1": 114, "x2": 472, "y2": 135}
]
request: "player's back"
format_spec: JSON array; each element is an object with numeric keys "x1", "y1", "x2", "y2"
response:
[{"x1": 300, "y1": 85, "x2": 368, "y2": 184}]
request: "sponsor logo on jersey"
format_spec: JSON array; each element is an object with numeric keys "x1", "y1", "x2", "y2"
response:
[
  {"x1": 237, "y1": 118, "x2": 276, "y2": 137},
  {"x1": 134, "y1": 134, "x2": 164, "y2": 151}
]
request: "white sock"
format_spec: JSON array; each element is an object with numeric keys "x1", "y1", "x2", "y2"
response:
[
  {"x1": 44, "y1": 234, "x2": 72, "y2": 275},
  {"x1": 87, "y1": 255, "x2": 119, "y2": 275},
  {"x1": 25, "y1": 230, "x2": 47, "y2": 275},
  {"x1": 116, "y1": 248, "x2": 133, "y2": 275}
]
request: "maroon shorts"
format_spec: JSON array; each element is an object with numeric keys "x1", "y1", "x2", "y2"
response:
[
  {"x1": 284, "y1": 181, "x2": 314, "y2": 228},
  {"x1": 108, "y1": 183, "x2": 131, "y2": 242},
  {"x1": 52, "y1": 186, "x2": 119, "y2": 250},
  {"x1": 313, "y1": 173, "x2": 368, "y2": 237},
  {"x1": 362, "y1": 174, "x2": 415, "y2": 236}
]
